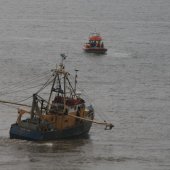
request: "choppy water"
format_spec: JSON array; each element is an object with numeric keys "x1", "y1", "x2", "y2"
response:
[{"x1": 0, "y1": 0, "x2": 170, "y2": 169}]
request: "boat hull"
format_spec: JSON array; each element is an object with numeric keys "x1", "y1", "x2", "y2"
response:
[
  {"x1": 83, "y1": 47, "x2": 107, "y2": 54},
  {"x1": 10, "y1": 121, "x2": 93, "y2": 141}
]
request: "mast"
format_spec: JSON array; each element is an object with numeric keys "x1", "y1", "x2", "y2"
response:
[
  {"x1": 74, "y1": 69, "x2": 78, "y2": 95},
  {"x1": 63, "y1": 70, "x2": 66, "y2": 111},
  {"x1": 30, "y1": 94, "x2": 37, "y2": 119},
  {"x1": 47, "y1": 54, "x2": 67, "y2": 112},
  {"x1": 47, "y1": 74, "x2": 57, "y2": 112}
]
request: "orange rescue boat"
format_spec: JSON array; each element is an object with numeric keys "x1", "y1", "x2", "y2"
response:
[{"x1": 83, "y1": 33, "x2": 107, "y2": 54}]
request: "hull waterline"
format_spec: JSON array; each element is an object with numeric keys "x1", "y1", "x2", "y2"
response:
[
  {"x1": 10, "y1": 121, "x2": 93, "y2": 141},
  {"x1": 83, "y1": 47, "x2": 107, "y2": 54}
]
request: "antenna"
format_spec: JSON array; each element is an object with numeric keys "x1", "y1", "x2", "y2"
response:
[{"x1": 60, "y1": 53, "x2": 67, "y2": 65}]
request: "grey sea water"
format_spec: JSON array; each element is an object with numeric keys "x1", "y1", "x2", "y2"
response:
[{"x1": 0, "y1": 0, "x2": 170, "y2": 169}]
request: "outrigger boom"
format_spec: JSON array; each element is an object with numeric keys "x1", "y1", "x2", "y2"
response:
[
  {"x1": 68, "y1": 113, "x2": 114, "y2": 130},
  {"x1": 0, "y1": 100, "x2": 31, "y2": 107},
  {"x1": 0, "y1": 99, "x2": 113, "y2": 130}
]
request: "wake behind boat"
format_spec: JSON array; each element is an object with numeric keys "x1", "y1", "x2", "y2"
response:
[{"x1": 1, "y1": 54, "x2": 113, "y2": 141}]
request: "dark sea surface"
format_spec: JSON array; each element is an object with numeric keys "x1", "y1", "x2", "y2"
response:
[{"x1": 0, "y1": 0, "x2": 170, "y2": 169}]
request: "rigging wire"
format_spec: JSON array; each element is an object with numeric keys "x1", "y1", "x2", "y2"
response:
[
  {"x1": 0, "y1": 84, "x2": 44, "y2": 97},
  {"x1": 16, "y1": 95, "x2": 33, "y2": 104},
  {"x1": 35, "y1": 74, "x2": 55, "y2": 94},
  {"x1": 2, "y1": 70, "x2": 50, "y2": 88},
  {"x1": 0, "y1": 73, "x2": 53, "y2": 101},
  {"x1": 0, "y1": 70, "x2": 52, "y2": 95},
  {"x1": 14, "y1": 73, "x2": 52, "y2": 90},
  {"x1": 0, "y1": 74, "x2": 55, "y2": 105},
  {"x1": 68, "y1": 73, "x2": 111, "y2": 122}
]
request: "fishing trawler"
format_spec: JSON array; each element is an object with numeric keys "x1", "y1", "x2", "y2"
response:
[
  {"x1": 7, "y1": 54, "x2": 113, "y2": 141},
  {"x1": 83, "y1": 33, "x2": 107, "y2": 54}
]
